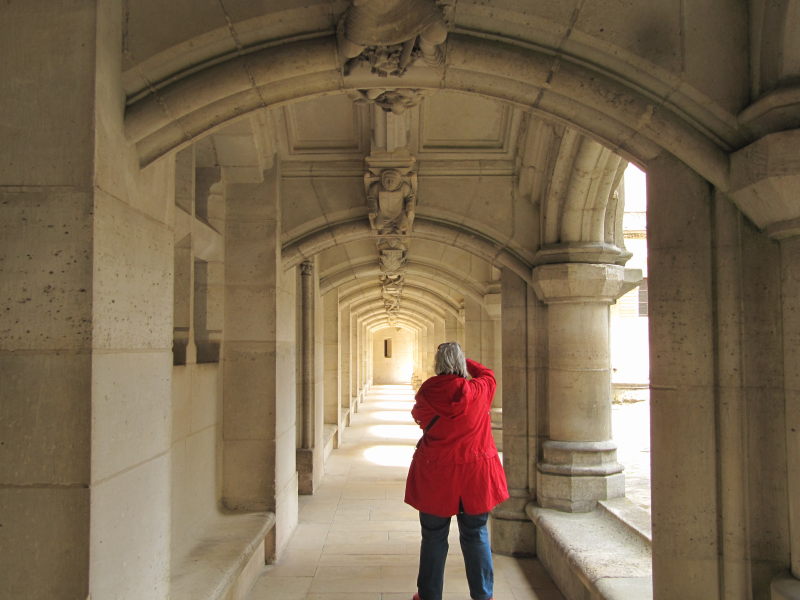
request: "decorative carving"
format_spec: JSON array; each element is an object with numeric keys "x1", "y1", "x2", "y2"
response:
[
  {"x1": 366, "y1": 168, "x2": 416, "y2": 235},
  {"x1": 338, "y1": 0, "x2": 448, "y2": 76},
  {"x1": 378, "y1": 237, "x2": 407, "y2": 276},
  {"x1": 353, "y1": 88, "x2": 423, "y2": 115},
  {"x1": 300, "y1": 261, "x2": 314, "y2": 276},
  {"x1": 377, "y1": 237, "x2": 408, "y2": 325}
]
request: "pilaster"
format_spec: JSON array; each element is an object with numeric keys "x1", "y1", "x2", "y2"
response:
[
  {"x1": 729, "y1": 129, "x2": 800, "y2": 597},
  {"x1": 491, "y1": 269, "x2": 539, "y2": 556},
  {"x1": 777, "y1": 233, "x2": 800, "y2": 599}
]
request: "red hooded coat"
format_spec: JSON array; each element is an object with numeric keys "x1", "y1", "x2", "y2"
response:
[{"x1": 404, "y1": 358, "x2": 509, "y2": 517}]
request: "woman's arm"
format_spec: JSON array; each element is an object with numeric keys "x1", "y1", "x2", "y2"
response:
[
  {"x1": 465, "y1": 358, "x2": 496, "y2": 409},
  {"x1": 411, "y1": 391, "x2": 437, "y2": 428}
]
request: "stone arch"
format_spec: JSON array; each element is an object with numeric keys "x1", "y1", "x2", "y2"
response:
[
  {"x1": 339, "y1": 279, "x2": 462, "y2": 320},
  {"x1": 283, "y1": 217, "x2": 532, "y2": 283},
  {"x1": 126, "y1": 33, "x2": 730, "y2": 189},
  {"x1": 321, "y1": 262, "x2": 486, "y2": 304}
]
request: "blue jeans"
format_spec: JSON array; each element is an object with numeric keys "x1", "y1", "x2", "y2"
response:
[{"x1": 417, "y1": 511, "x2": 493, "y2": 600}]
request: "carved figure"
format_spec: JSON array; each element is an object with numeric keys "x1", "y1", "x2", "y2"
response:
[
  {"x1": 367, "y1": 169, "x2": 416, "y2": 235},
  {"x1": 338, "y1": 0, "x2": 448, "y2": 76}
]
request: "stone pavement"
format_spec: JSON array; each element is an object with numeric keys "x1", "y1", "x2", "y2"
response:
[{"x1": 247, "y1": 384, "x2": 565, "y2": 600}]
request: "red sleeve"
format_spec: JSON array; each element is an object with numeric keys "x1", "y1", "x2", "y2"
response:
[
  {"x1": 411, "y1": 390, "x2": 436, "y2": 429},
  {"x1": 465, "y1": 358, "x2": 496, "y2": 411}
]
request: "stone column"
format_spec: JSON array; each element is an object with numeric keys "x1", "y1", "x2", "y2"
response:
[
  {"x1": 300, "y1": 261, "x2": 314, "y2": 450},
  {"x1": 533, "y1": 262, "x2": 634, "y2": 512},
  {"x1": 297, "y1": 260, "x2": 316, "y2": 494}
]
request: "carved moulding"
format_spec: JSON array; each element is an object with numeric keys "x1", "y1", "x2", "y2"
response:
[{"x1": 337, "y1": 0, "x2": 449, "y2": 76}]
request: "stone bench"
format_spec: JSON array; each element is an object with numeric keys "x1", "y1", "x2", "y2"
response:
[
  {"x1": 527, "y1": 499, "x2": 653, "y2": 600},
  {"x1": 170, "y1": 512, "x2": 276, "y2": 600}
]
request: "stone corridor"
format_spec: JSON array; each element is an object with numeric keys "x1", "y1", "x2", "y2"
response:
[
  {"x1": 5, "y1": 2, "x2": 800, "y2": 598},
  {"x1": 247, "y1": 385, "x2": 564, "y2": 600}
]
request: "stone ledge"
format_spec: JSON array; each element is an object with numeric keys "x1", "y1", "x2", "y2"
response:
[
  {"x1": 170, "y1": 511, "x2": 276, "y2": 600},
  {"x1": 527, "y1": 502, "x2": 652, "y2": 600},
  {"x1": 772, "y1": 573, "x2": 800, "y2": 600},
  {"x1": 597, "y1": 497, "x2": 652, "y2": 546}
]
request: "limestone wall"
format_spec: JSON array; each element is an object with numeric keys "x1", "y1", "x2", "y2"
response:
[
  {"x1": 171, "y1": 364, "x2": 222, "y2": 560},
  {"x1": 275, "y1": 263, "x2": 299, "y2": 554},
  {"x1": 372, "y1": 327, "x2": 415, "y2": 384}
]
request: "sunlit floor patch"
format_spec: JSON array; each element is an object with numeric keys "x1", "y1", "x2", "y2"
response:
[
  {"x1": 369, "y1": 401, "x2": 416, "y2": 410},
  {"x1": 368, "y1": 424, "x2": 421, "y2": 440},
  {"x1": 369, "y1": 410, "x2": 416, "y2": 422},
  {"x1": 363, "y1": 444, "x2": 416, "y2": 467}
]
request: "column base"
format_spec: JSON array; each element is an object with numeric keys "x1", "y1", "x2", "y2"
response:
[
  {"x1": 491, "y1": 497, "x2": 536, "y2": 556},
  {"x1": 772, "y1": 573, "x2": 800, "y2": 600},
  {"x1": 296, "y1": 448, "x2": 316, "y2": 495},
  {"x1": 537, "y1": 440, "x2": 625, "y2": 512}
]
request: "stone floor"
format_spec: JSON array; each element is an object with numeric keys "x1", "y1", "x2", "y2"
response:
[
  {"x1": 246, "y1": 384, "x2": 566, "y2": 600},
  {"x1": 611, "y1": 398, "x2": 652, "y2": 513}
]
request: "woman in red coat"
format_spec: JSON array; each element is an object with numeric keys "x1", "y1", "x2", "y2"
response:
[{"x1": 405, "y1": 342, "x2": 508, "y2": 600}]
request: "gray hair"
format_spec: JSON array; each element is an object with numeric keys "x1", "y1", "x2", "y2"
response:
[{"x1": 434, "y1": 342, "x2": 468, "y2": 378}]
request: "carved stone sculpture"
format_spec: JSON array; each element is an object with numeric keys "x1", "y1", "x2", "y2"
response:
[
  {"x1": 338, "y1": 0, "x2": 448, "y2": 76},
  {"x1": 376, "y1": 237, "x2": 407, "y2": 324},
  {"x1": 367, "y1": 168, "x2": 416, "y2": 235},
  {"x1": 353, "y1": 88, "x2": 423, "y2": 115}
]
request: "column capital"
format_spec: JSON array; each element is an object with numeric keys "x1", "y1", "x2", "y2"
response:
[
  {"x1": 532, "y1": 262, "x2": 641, "y2": 304},
  {"x1": 729, "y1": 128, "x2": 800, "y2": 241},
  {"x1": 300, "y1": 260, "x2": 314, "y2": 276}
]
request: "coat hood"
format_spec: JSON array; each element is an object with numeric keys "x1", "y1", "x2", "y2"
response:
[{"x1": 417, "y1": 374, "x2": 469, "y2": 419}]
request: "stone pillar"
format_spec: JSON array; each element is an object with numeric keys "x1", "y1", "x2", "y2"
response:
[
  {"x1": 728, "y1": 132, "x2": 800, "y2": 599},
  {"x1": 300, "y1": 261, "x2": 314, "y2": 450},
  {"x1": 444, "y1": 312, "x2": 460, "y2": 342},
  {"x1": 783, "y1": 236, "x2": 800, "y2": 586},
  {"x1": 350, "y1": 313, "x2": 359, "y2": 411},
  {"x1": 484, "y1": 292, "x2": 503, "y2": 449},
  {"x1": 1, "y1": 4, "x2": 174, "y2": 598},
  {"x1": 223, "y1": 172, "x2": 284, "y2": 512},
  {"x1": 296, "y1": 260, "x2": 317, "y2": 494},
  {"x1": 491, "y1": 269, "x2": 540, "y2": 556},
  {"x1": 339, "y1": 300, "x2": 352, "y2": 426},
  {"x1": 463, "y1": 297, "x2": 483, "y2": 360},
  {"x1": 532, "y1": 263, "x2": 634, "y2": 512},
  {"x1": 323, "y1": 291, "x2": 341, "y2": 447},
  {"x1": 647, "y1": 153, "x2": 720, "y2": 600}
]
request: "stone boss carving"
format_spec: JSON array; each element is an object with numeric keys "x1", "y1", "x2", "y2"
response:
[{"x1": 337, "y1": 0, "x2": 448, "y2": 76}]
